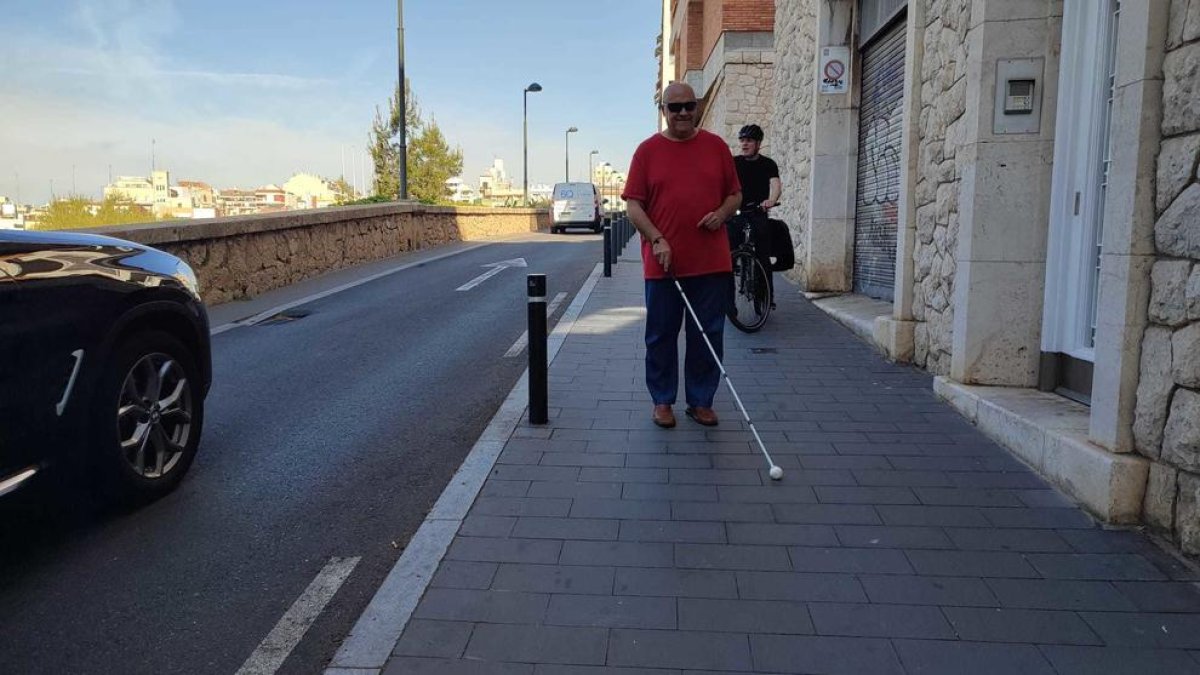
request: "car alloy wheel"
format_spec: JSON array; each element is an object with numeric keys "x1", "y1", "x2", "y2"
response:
[{"x1": 117, "y1": 352, "x2": 193, "y2": 479}]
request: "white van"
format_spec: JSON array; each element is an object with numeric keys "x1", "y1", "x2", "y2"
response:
[{"x1": 550, "y1": 182, "x2": 602, "y2": 234}]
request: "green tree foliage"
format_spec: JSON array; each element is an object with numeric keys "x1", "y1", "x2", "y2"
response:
[
  {"x1": 368, "y1": 80, "x2": 462, "y2": 203},
  {"x1": 330, "y1": 176, "x2": 357, "y2": 204},
  {"x1": 408, "y1": 117, "x2": 463, "y2": 204},
  {"x1": 35, "y1": 195, "x2": 155, "y2": 230}
]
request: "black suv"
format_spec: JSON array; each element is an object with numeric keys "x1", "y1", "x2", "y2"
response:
[{"x1": 0, "y1": 229, "x2": 211, "y2": 502}]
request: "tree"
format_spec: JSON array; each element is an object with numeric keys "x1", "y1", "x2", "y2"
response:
[
  {"x1": 408, "y1": 117, "x2": 463, "y2": 204},
  {"x1": 330, "y1": 177, "x2": 356, "y2": 204},
  {"x1": 368, "y1": 79, "x2": 420, "y2": 199},
  {"x1": 35, "y1": 195, "x2": 156, "y2": 230}
]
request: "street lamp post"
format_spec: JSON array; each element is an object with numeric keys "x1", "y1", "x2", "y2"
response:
[
  {"x1": 564, "y1": 127, "x2": 577, "y2": 182},
  {"x1": 588, "y1": 150, "x2": 598, "y2": 185},
  {"x1": 397, "y1": 0, "x2": 408, "y2": 200},
  {"x1": 523, "y1": 82, "x2": 542, "y2": 206}
]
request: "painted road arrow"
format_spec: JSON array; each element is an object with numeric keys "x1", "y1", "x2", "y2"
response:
[{"x1": 455, "y1": 257, "x2": 528, "y2": 292}]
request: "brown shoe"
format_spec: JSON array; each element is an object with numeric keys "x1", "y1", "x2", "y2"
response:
[
  {"x1": 652, "y1": 404, "x2": 676, "y2": 428},
  {"x1": 685, "y1": 406, "x2": 719, "y2": 426}
]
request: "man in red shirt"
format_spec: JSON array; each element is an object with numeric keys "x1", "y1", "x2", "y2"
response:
[{"x1": 622, "y1": 82, "x2": 742, "y2": 428}]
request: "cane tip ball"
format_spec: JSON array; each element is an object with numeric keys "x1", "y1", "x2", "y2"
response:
[{"x1": 769, "y1": 466, "x2": 783, "y2": 480}]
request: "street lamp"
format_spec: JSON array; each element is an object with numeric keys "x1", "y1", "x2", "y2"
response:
[
  {"x1": 564, "y1": 126, "x2": 578, "y2": 182},
  {"x1": 588, "y1": 150, "x2": 598, "y2": 185},
  {"x1": 397, "y1": 0, "x2": 408, "y2": 200},
  {"x1": 523, "y1": 82, "x2": 542, "y2": 206}
]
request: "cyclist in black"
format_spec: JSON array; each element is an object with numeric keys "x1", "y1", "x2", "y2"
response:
[{"x1": 731, "y1": 124, "x2": 782, "y2": 308}]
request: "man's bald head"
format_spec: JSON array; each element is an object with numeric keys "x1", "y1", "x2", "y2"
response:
[
  {"x1": 662, "y1": 82, "x2": 696, "y2": 103},
  {"x1": 660, "y1": 82, "x2": 699, "y2": 140}
]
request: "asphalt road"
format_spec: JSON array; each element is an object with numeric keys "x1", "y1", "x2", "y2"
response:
[{"x1": 0, "y1": 231, "x2": 604, "y2": 674}]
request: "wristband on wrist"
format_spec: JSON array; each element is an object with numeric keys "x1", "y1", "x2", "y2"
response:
[{"x1": 652, "y1": 236, "x2": 664, "y2": 245}]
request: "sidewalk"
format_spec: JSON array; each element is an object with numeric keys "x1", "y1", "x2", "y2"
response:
[{"x1": 379, "y1": 254, "x2": 1200, "y2": 674}]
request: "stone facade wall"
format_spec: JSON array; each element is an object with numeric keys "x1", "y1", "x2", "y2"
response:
[
  {"x1": 768, "y1": 0, "x2": 816, "y2": 285},
  {"x1": 99, "y1": 204, "x2": 548, "y2": 306},
  {"x1": 1137, "y1": 0, "x2": 1200, "y2": 556},
  {"x1": 910, "y1": 0, "x2": 971, "y2": 376},
  {"x1": 702, "y1": 52, "x2": 776, "y2": 152}
]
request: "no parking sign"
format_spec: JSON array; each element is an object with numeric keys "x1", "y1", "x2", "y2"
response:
[{"x1": 819, "y1": 46, "x2": 851, "y2": 94}]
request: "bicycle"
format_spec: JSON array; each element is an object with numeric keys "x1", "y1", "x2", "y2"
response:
[{"x1": 726, "y1": 203, "x2": 773, "y2": 333}]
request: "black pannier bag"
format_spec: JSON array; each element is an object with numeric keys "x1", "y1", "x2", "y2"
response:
[{"x1": 766, "y1": 218, "x2": 795, "y2": 271}]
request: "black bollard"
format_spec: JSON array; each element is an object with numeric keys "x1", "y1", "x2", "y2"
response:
[
  {"x1": 603, "y1": 224, "x2": 612, "y2": 278},
  {"x1": 527, "y1": 274, "x2": 548, "y2": 425},
  {"x1": 610, "y1": 219, "x2": 620, "y2": 266}
]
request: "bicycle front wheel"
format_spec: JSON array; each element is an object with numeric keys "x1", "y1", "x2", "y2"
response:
[{"x1": 728, "y1": 251, "x2": 771, "y2": 333}]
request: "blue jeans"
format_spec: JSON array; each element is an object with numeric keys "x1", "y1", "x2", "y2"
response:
[{"x1": 644, "y1": 273, "x2": 729, "y2": 408}]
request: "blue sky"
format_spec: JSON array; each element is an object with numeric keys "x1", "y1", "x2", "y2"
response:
[{"x1": 0, "y1": 0, "x2": 662, "y2": 205}]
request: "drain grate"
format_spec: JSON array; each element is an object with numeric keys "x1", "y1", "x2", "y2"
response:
[
  {"x1": 750, "y1": 347, "x2": 778, "y2": 354},
  {"x1": 256, "y1": 308, "x2": 312, "y2": 326}
]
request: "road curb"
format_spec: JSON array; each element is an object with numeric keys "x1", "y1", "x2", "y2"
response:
[{"x1": 324, "y1": 262, "x2": 604, "y2": 673}]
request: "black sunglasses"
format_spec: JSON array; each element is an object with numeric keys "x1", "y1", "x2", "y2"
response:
[{"x1": 664, "y1": 101, "x2": 697, "y2": 113}]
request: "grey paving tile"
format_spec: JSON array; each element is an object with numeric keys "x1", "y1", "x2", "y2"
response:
[
  {"x1": 913, "y1": 487, "x2": 1025, "y2": 507},
  {"x1": 891, "y1": 640, "x2": 1055, "y2": 675},
  {"x1": 383, "y1": 657, "x2": 532, "y2": 675},
  {"x1": 489, "y1": 465, "x2": 582, "y2": 482},
  {"x1": 561, "y1": 541, "x2": 674, "y2": 568},
  {"x1": 789, "y1": 547, "x2": 914, "y2": 574},
  {"x1": 809, "y1": 602, "x2": 954, "y2": 639},
  {"x1": 727, "y1": 523, "x2": 838, "y2": 547},
  {"x1": 620, "y1": 520, "x2": 726, "y2": 544},
  {"x1": 944, "y1": 527, "x2": 1074, "y2": 552},
  {"x1": 676, "y1": 543, "x2": 792, "y2": 571},
  {"x1": 547, "y1": 594, "x2": 676, "y2": 629},
  {"x1": 859, "y1": 574, "x2": 998, "y2": 606},
  {"x1": 412, "y1": 588, "x2": 549, "y2": 624},
  {"x1": 1080, "y1": 612, "x2": 1200, "y2": 648},
  {"x1": 570, "y1": 498, "x2": 672, "y2": 520},
  {"x1": 625, "y1": 454, "x2": 712, "y2": 468},
  {"x1": 851, "y1": 469, "x2": 953, "y2": 487},
  {"x1": 671, "y1": 502, "x2": 775, "y2": 523},
  {"x1": 945, "y1": 472, "x2": 1048, "y2": 491},
  {"x1": 491, "y1": 564, "x2": 614, "y2": 595},
  {"x1": 1056, "y1": 528, "x2": 1153, "y2": 553},
  {"x1": 471, "y1": 497, "x2": 572, "y2": 518},
  {"x1": 1112, "y1": 582, "x2": 1200, "y2": 612},
  {"x1": 834, "y1": 525, "x2": 954, "y2": 549},
  {"x1": 717, "y1": 485, "x2": 818, "y2": 503},
  {"x1": 528, "y1": 481, "x2": 623, "y2": 499},
  {"x1": 460, "y1": 515, "x2": 517, "y2": 538},
  {"x1": 554, "y1": 429, "x2": 637, "y2": 443},
  {"x1": 538, "y1": 667, "x2": 682, "y2": 675},
  {"x1": 986, "y1": 578, "x2": 1138, "y2": 611},
  {"x1": 1040, "y1": 645, "x2": 1200, "y2": 675},
  {"x1": 512, "y1": 517, "x2": 619, "y2": 541},
  {"x1": 614, "y1": 568, "x2": 739, "y2": 599},
  {"x1": 608, "y1": 629, "x2": 752, "y2": 671},
  {"x1": 499, "y1": 448, "x2": 543, "y2": 465},
  {"x1": 801, "y1": 455, "x2": 893, "y2": 470},
  {"x1": 668, "y1": 469, "x2": 762, "y2": 485},
  {"x1": 831, "y1": 442, "x2": 922, "y2": 456},
  {"x1": 773, "y1": 503, "x2": 882, "y2": 525},
  {"x1": 1017, "y1": 489, "x2": 1078, "y2": 508},
  {"x1": 943, "y1": 607, "x2": 1102, "y2": 645},
  {"x1": 540, "y1": 452, "x2": 627, "y2": 467},
  {"x1": 814, "y1": 486, "x2": 920, "y2": 505},
  {"x1": 893, "y1": 456, "x2": 1027, "y2": 474},
  {"x1": 665, "y1": 441, "x2": 753, "y2": 455},
  {"x1": 876, "y1": 505, "x2": 989, "y2": 527},
  {"x1": 481, "y1": 480, "x2": 531, "y2": 497},
  {"x1": 905, "y1": 550, "x2": 1040, "y2": 578},
  {"x1": 581, "y1": 467, "x2": 669, "y2": 483},
  {"x1": 1026, "y1": 553, "x2": 1169, "y2": 580},
  {"x1": 622, "y1": 483, "x2": 719, "y2": 502},
  {"x1": 678, "y1": 598, "x2": 814, "y2": 634},
  {"x1": 750, "y1": 635, "x2": 904, "y2": 674},
  {"x1": 589, "y1": 440, "x2": 668, "y2": 454},
  {"x1": 981, "y1": 507, "x2": 1096, "y2": 529},
  {"x1": 393, "y1": 620, "x2": 474, "y2": 658},
  {"x1": 431, "y1": 561, "x2": 497, "y2": 590},
  {"x1": 465, "y1": 623, "x2": 608, "y2": 665},
  {"x1": 447, "y1": 537, "x2": 562, "y2": 564}
]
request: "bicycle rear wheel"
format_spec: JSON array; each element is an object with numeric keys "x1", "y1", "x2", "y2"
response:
[{"x1": 728, "y1": 251, "x2": 771, "y2": 333}]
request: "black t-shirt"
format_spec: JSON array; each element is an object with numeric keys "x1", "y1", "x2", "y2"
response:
[{"x1": 734, "y1": 154, "x2": 779, "y2": 207}]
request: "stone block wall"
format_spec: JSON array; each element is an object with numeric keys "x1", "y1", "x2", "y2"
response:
[
  {"x1": 768, "y1": 0, "x2": 816, "y2": 285},
  {"x1": 702, "y1": 51, "x2": 777, "y2": 152},
  {"x1": 99, "y1": 204, "x2": 548, "y2": 306},
  {"x1": 910, "y1": 0, "x2": 971, "y2": 376},
  {"x1": 1136, "y1": 0, "x2": 1200, "y2": 555}
]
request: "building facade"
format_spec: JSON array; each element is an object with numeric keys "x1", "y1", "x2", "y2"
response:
[
  {"x1": 663, "y1": 0, "x2": 777, "y2": 150},
  {"x1": 759, "y1": 0, "x2": 1200, "y2": 552}
]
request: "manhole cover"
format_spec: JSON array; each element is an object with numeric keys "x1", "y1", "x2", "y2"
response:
[{"x1": 256, "y1": 308, "x2": 312, "y2": 326}]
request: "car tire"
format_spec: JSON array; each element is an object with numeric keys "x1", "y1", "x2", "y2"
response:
[{"x1": 89, "y1": 330, "x2": 203, "y2": 503}]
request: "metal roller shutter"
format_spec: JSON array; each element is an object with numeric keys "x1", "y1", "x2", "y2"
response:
[{"x1": 853, "y1": 19, "x2": 906, "y2": 301}]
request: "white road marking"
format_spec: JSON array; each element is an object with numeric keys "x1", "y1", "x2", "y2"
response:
[
  {"x1": 503, "y1": 291, "x2": 568, "y2": 358},
  {"x1": 236, "y1": 556, "x2": 360, "y2": 675},
  {"x1": 209, "y1": 244, "x2": 489, "y2": 335},
  {"x1": 454, "y1": 257, "x2": 528, "y2": 292}
]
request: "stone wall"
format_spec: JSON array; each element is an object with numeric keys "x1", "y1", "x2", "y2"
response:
[
  {"x1": 99, "y1": 204, "x2": 548, "y2": 306},
  {"x1": 702, "y1": 54, "x2": 776, "y2": 152},
  {"x1": 768, "y1": 0, "x2": 816, "y2": 285},
  {"x1": 910, "y1": 0, "x2": 971, "y2": 375},
  {"x1": 1137, "y1": 0, "x2": 1200, "y2": 556}
]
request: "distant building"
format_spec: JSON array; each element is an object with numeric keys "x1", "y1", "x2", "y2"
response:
[
  {"x1": 0, "y1": 197, "x2": 26, "y2": 230},
  {"x1": 216, "y1": 188, "x2": 259, "y2": 217},
  {"x1": 104, "y1": 176, "x2": 155, "y2": 207},
  {"x1": 283, "y1": 173, "x2": 339, "y2": 209},
  {"x1": 593, "y1": 163, "x2": 628, "y2": 211},
  {"x1": 445, "y1": 177, "x2": 479, "y2": 203},
  {"x1": 178, "y1": 180, "x2": 216, "y2": 210},
  {"x1": 477, "y1": 159, "x2": 526, "y2": 206},
  {"x1": 255, "y1": 184, "x2": 290, "y2": 213}
]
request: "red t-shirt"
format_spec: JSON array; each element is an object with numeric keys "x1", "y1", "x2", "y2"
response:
[{"x1": 622, "y1": 129, "x2": 741, "y2": 279}]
